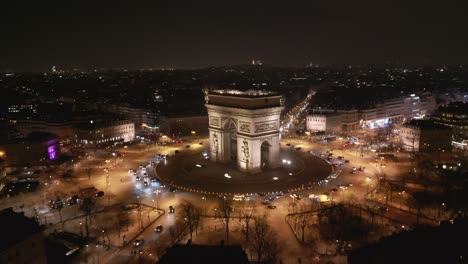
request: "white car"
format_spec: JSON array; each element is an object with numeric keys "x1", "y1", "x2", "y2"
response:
[
  {"x1": 233, "y1": 194, "x2": 245, "y2": 201},
  {"x1": 133, "y1": 239, "x2": 144, "y2": 247}
]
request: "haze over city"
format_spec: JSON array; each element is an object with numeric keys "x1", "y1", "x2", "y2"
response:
[
  {"x1": 2, "y1": 0, "x2": 468, "y2": 71},
  {"x1": 1, "y1": 1, "x2": 468, "y2": 264}
]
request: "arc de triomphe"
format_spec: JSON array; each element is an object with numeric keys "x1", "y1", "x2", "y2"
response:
[{"x1": 205, "y1": 89, "x2": 284, "y2": 173}]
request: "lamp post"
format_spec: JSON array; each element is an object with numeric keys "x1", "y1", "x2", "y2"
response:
[
  {"x1": 102, "y1": 229, "x2": 110, "y2": 250},
  {"x1": 154, "y1": 190, "x2": 161, "y2": 209},
  {"x1": 104, "y1": 167, "x2": 110, "y2": 187},
  {"x1": 202, "y1": 196, "x2": 207, "y2": 215}
]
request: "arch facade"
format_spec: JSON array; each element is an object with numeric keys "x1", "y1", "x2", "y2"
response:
[{"x1": 206, "y1": 91, "x2": 284, "y2": 173}]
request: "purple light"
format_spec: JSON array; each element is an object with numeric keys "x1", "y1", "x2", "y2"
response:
[{"x1": 48, "y1": 145, "x2": 57, "y2": 160}]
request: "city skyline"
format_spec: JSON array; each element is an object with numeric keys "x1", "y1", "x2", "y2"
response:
[{"x1": 2, "y1": 0, "x2": 468, "y2": 71}]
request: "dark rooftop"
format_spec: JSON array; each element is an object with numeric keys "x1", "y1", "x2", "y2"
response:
[
  {"x1": 438, "y1": 102, "x2": 468, "y2": 115},
  {"x1": 403, "y1": 119, "x2": 452, "y2": 130},
  {"x1": 0, "y1": 207, "x2": 42, "y2": 252},
  {"x1": 157, "y1": 243, "x2": 249, "y2": 264}
]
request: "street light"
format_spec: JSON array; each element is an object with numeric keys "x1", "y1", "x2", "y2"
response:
[
  {"x1": 154, "y1": 190, "x2": 161, "y2": 209},
  {"x1": 202, "y1": 196, "x2": 207, "y2": 215}
]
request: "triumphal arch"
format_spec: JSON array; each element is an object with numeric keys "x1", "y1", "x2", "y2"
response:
[{"x1": 205, "y1": 89, "x2": 284, "y2": 173}]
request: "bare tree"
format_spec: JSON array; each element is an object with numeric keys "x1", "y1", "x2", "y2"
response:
[
  {"x1": 251, "y1": 216, "x2": 279, "y2": 263},
  {"x1": 168, "y1": 218, "x2": 188, "y2": 244},
  {"x1": 79, "y1": 197, "x2": 96, "y2": 238},
  {"x1": 241, "y1": 209, "x2": 254, "y2": 242},
  {"x1": 215, "y1": 198, "x2": 234, "y2": 244},
  {"x1": 117, "y1": 210, "x2": 130, "y2": 237},
  {"x1": 179, "y1": 201, "x2": 202, "y2": 240},
  {"x1": 297, "y1": 213, "x2": 310, "y2": 243}
]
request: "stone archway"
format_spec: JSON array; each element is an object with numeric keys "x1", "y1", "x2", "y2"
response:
[
  {"x1": 222, "y1": 118, "x2": 238, "y2": 163},
  {"x1": 261, "y1": 140, "x2": 272, "y2": 169}
]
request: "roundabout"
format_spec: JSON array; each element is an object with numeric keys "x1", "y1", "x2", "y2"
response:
[{"x1": 155, "y1": 146, "x2": 332, "y2": 194}]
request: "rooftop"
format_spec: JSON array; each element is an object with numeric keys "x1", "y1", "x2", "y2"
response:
[
  {"x1": 157, "y1": 243, "x2": 249, "y2": 264},
  {"x1": 403, "y1": 119, "x2": 451, "y2": 130},
  {"x1": 438, "y1": 102, "x2": 468, "y2": 115},
  {"x1": 0, "y1": 208, "x2": 42, "y2": 252},
  {"x1": 208, "y1": 89, "x2": 279, "y2": 98}
]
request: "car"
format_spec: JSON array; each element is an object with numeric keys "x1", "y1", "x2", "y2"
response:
[
  {"x1": 143, "y1": 181, "x2": 148, "y2": 186},
  {"x1": 174, "y1": 150, "x2": 180, "y2": 154},
  {"x1": 133, "y1": 239, "x2": 144, "y2": 247},
  {"x1": 136, "y1": 176, "x2": 141, "y2": 181},
  {"x1": 139, "y1": 164, "x2": 144, "y2": 168},
  {"x1": 345, "y1": 160, "x2": 350, "y2": 163},
  {"x1": 199, "y1": 142, "x2": 203, "y2": 145},
  {"x1": 169, "y1": 206, "x2": 175, "y2": 213},
  {"x1": 155, "y1": 225, "x2": 163, "y2": 232},
  {"x1": 150, "y1": 178, "x2": 158, "y2": 183},
  {"x1": 290, "y1": 194, "x2": 301, "y2": 200},
  {"x1": 267, "y1": 205, "x2": 277, "y2": 209},
  {"x1": 286, "y1": 143, "x2": 291, "y2": 146},
  {"x1": 262, "y1": 200, "x2": 270, "y2": 205},
  {"x1": 170, "y1": 187, "x2": 177, "y2": 192},
  {"x1": 95, "y1": 191, "x2": 104, "y2": 197},
  {"x1": 295, "y1": 147, "x2": 302, "y2": 151},
  {"x1": 233, "y1": 194, "x2": 245, "y2": 201},
  {"x1": 186, "y1": 145, "x2": 190, "y2": 148},
  {"x1": 378, "y1": 206, "x2": 390, "y2": 213},
  {"x1": 143, "y1": 172, "x2": 148, "y2": 177}
]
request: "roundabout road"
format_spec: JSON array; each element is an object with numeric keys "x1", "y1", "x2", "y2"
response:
[{"x1": 154, "y1": 144, "x2": 332, "y2": 194}]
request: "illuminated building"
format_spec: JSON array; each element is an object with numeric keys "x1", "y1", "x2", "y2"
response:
[
  {"x1": 74, "y1": 120, "x2": 135, "y2": 146},
  {"x1": 400, "y1": 120, "x2": 452, "y2": 152}
]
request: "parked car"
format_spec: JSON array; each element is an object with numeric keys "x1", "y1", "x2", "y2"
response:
[
  {"x1": 133, "y1": 239, "x2": 144, "y2": 247},
  {"x1": 155, "y1": 225, "x2": 163, "y2": 232},
  {"x1": 169, "y1": 206, "x2": 175, "y2": 213},
  {"x1": 95, "y1": 191, "x2": 104, "y2": 197},
  {"x1": 267, "y1": 205, "x2": 277, "y2": 209},
  {"x1": 170, "y1": 187, "x2": 177, "y2": 192}
]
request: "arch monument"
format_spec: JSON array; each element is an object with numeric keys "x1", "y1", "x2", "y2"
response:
[{"x1": 205, "y1": 89, "x2": 285, "y2": 173}]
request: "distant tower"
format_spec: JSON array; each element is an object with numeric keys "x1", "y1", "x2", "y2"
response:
[{"x1": 251, "y1": 59, "x2": 262, "y2": 66}]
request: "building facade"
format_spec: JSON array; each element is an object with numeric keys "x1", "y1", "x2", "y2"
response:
[
  {"x1": 74, "y1": 120, "x2": 135, "y2": 146},
  {"x1": 400, "y1": 120, "x2": 452, "y2": 152},
  {"x1": 309, "y1": 93, "x2": 437, "y2": 132},
  {"x1": 15, "y1": 119, "x2": 76, "y2": 139},
  {"x1": 432, "y1": 102, "x2": 468, "y2": 141},
  {"x1": 159, "y1": 114, "x2": 208, "y2": 136},
  {"x1": 306, "y1": 113, "x2": 342, "y2": 133}
]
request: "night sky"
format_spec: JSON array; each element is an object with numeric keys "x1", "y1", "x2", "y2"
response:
[{"x1": 2, "y1": 0, "x2": 468, "y2": 71}]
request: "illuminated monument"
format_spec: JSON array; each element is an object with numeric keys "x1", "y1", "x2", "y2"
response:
[{"x1": 205, "y1": 89, "x2": 284, "y2": 173}]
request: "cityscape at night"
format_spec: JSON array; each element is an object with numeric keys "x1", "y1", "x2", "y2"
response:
[{"x1": 1, "y1": 1, "x2": 468, "y2": 264}]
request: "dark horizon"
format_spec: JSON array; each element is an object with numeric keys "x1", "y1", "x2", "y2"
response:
[{"x1": 2, "y1": 0, "x2": 468, "y2": 72}]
